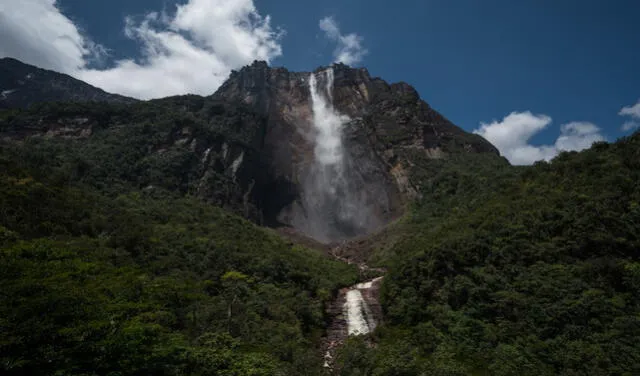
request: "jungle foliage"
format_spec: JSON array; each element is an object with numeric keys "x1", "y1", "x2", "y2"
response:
[
  {"x1": 3, "y1": 99, "x2": 640, "y2": 375},
  {"x1": 0, "y1": 101, "x2": 358, "y2": 375},
  {"x1": 337, "y1": 135, "x2": 640, "y2": 375}
]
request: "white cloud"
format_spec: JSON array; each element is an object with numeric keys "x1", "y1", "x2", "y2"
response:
[
  {"x1": 622, "y1": 121, "x2": 640, "y2": 131},
  {"x1": 0, "y1": 0, "x2": 92, "y2": 74},
  {"x1": 319, "y1": 16, "x2": 367, "y2": 66},
  {"x1": 620, "y1": 100, "x2": 640, "y2": 118},
  {"x1": 555, "y1": 122, "x2": 604, "y2": 151},
  {"x1": 619, "y1": 100, "x2": 640, "y2": 131},
  {"x1": 474, "y1": 112, "x2": 605, "y2": 165},
  {"x1": 0, "y1": 0, "x2": 283, "y2": 99}
]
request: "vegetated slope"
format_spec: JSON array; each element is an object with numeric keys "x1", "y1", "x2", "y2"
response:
[
  {"x1": 0, "y1": 97, "x2": 276, "y2": 221},
  {"x1": 0, "y1": 116, "x2": 358, "y2": 375},
  {"x1": 11, "y1": 57, "x2": 637, "y2": 375},
  {"x1": 336, "y1": 134, "x2": 640, "y2": 375},
  {"x1": 0, "y1": 58, "x2": 135, "y2": 109}
]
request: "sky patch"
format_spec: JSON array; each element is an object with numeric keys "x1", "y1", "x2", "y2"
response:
[
  {"x1": 1, "y1": 0, "x2": 284, "y2": 99},
  {"x1": 319, "y1": 16, "x2": 367, "y2": 66}
]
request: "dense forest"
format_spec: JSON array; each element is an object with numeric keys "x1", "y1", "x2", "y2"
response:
[
  {"x1": 0, "y1": 101, "x2": 358, "y2": 375},
  {"x1": 336, "y1": 134, "x2": 640, "y2": 375},
  {"x1": 2, "y1": 98, "x2": 640, "y2": 375}
]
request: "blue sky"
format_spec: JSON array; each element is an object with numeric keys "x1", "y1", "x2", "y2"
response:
[{"x1": 1, "y1": 0, "x2": 639, "y2": 164}]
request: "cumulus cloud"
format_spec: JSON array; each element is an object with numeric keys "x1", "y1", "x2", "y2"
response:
[
  {"x1": 0, "y1": 0, "x2": 283, "y2": 99},
  {"x1": 0, "y1": 0, "x2": 94, "y2": 73},
  {"x1": 555, "y1": 122, "x2": 605, "y2": 151},
  {"x1": 474, "y1": 112, "x2": 605, "y2": 165},
  {"x1": 319, "y1": 16, "x2": 367, "y2": 66},
  {"x1": 619, "y1": 100, "x2": 640, "y2": 131}
]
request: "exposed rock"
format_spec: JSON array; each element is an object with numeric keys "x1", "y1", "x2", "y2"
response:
[
  {"x1": 213, "y1": 61, "x2": 499, "y2": 242},
  {"x1": 0, "y1": 95, "x2": 271, "y2": 223},
  {"x1": 0, "y1": 58, "x2": 501, "y2": 244}
]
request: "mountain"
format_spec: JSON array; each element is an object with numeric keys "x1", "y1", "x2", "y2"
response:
[
  {"x1": 214, "y1": 61, "x2": 501, "y2": 241},
  {"x1": 3, "y1": 58, "x2": 637, "y2": 376},
  {"x1": 0, "y1": 58, "x2": 135, "y2": 109},
  {"x1": 0, "y1": 58, "x2": 504, "y2": 244},
  {"x1": 0, "y1": 60, "x2": 363, "y2": 376}
]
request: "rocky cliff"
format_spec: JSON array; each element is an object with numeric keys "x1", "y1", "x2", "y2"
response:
[
  {"x1": 0, "y1": 58, "x2": 501, "y2": 244},
  {"x1": 0, "y1": 96, "x2": 270, "y2": 223},
  {"x1": 214, "y1": 61, "x2": 500, "y2": 241}
]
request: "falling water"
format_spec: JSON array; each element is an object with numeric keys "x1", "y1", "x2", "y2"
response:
[
  {"x1": 293, "y1": 68, "x2": 366, "y2": 243},
  {"x1": 344, "y1": 289, "x2": 375, "y2": 335},
  {"x1": 308, "y1": 69, "x2": 344, "y2": 168}
]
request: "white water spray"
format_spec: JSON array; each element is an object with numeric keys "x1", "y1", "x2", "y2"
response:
[
  {"x1": 293, "y1": 67, "x2": 382, "y2": 242},
  {"x1": 344, "y1": 290, "x2": 370, "y2": 335},
  {"x1": 297, "y1": 68, "x2": 358, "y2": 242},
  {"x1": 308, "y1": 69, "x2": 346, "y2": 167}
]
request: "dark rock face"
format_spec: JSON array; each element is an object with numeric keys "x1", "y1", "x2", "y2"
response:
[
  {"x1": 0, "y1": 58, "x2": 135, "y2": 109},
  {"x1": 0, "y1": 58, "x2": 500, "y2": 243},
  {"x1": 213, "y1": 61, "x2": 499, "y2": 242}
]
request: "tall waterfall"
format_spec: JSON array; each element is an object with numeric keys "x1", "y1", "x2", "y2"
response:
[
  {"x1": 294, "y1": 68, "x2": 370, "y2": 243},
  {"x1": 309, "y1": 69, "x2": 344, "y2": 168}
]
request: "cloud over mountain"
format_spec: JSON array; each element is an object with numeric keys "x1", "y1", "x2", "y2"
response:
[
  {"x1": 0, "y1": 0, "x2": 283, "y2": 99},
  {"x1": 474, "y1": 111, "x2": 605, "y2": 165},
  {"x1": 620, "y1": 100, "x2": 640, "y2": 131},
  {"x1": 319, "y1": 16, "x2": 367, "y2": 66}
]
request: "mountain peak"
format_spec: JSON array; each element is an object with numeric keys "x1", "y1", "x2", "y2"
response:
[
  {"x1": 215, "y1": 61, "x2": 497, "y2": 152},
  {"x1": 211, "y1": 61, "x2": 501, "y2": 240},
  {"x1": 0, "y1": 58, "x2": 136, "y2": 109}
]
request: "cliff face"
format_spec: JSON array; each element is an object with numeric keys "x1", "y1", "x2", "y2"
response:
[
  {"x1": 0, "y1": 58, "x2": 501, "y2": 243},
  {"x1": 213, "y1": 61, "x2": 500, "y2": 241}
]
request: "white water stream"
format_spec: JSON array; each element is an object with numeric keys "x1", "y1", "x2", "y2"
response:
[
  {"x1": 344, "y1": 289, "x2": 373, "y2": 335},
  {"x1": 343, "y1": 276, "x2": 382, "y2": 336},
  {"x1": 308, "y1": 69, "x2": 347, "y2": 183},
  {"x1": 324, "y1": 276, "x2": 382, "y2": 368}
]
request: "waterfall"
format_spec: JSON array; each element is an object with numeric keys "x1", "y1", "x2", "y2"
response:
[
  {"x1": 308, "y1": 68, "x2": 344, "y2": 167},
  {"x1": 296, "y1": 68, "x2": 361, "y2": 243},
  {"x1": 343, "y1": 276, "x2": 383, "y2": 336},
  {"x1": 288, "y1": 67, "x2": 383, "y2": 243}
]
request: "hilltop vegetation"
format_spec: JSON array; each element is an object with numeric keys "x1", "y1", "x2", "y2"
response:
[{"x1": 337, "y1": 134, "x2": 640, "y2": 375}]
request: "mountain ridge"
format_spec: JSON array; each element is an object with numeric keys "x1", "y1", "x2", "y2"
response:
[
  {"x1": 213, "y1": 60, "x2": 503, "y2": 240},
  {"x1": 0, "y1": 57, "x2": 505, "y2": 243},
  {"x1": 0, "y1": 57, "x2": 136, "y2": 109}
]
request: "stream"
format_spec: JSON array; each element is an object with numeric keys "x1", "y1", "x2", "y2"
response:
[{"x1": 322, "y1": 275, "x2": 384, "y2": 371}]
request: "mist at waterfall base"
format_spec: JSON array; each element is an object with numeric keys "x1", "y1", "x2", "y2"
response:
[{"x1": 292, "y1": 68, "x2": 381, "y2": 243}]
